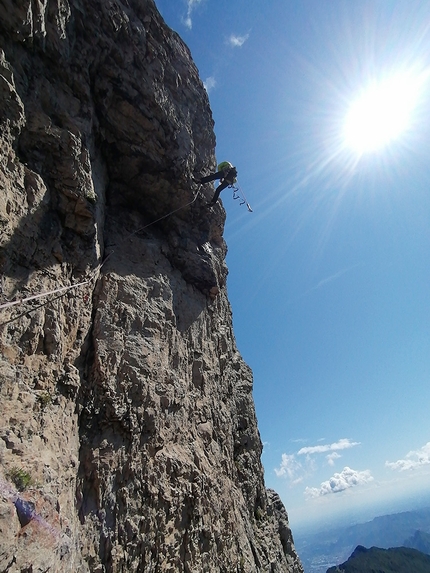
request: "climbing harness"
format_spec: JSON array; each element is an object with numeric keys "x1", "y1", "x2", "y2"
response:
[{"x1": 231, "y1": 183, "x2": 253, "y2": 212}]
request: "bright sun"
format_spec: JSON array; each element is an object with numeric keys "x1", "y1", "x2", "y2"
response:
[{"x1": 343, "y1": 73, "x2": 423, "y2": 154}]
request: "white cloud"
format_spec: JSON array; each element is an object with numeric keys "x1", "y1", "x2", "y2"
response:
[
  {"x1": 184, "y1": 0, "x2": 203, "y2": 30},
  {"x1": 203, "y1": 76, "x2": 216, "y2": 93},
  {"x1": 314, "y1": 264, "x2": 361, "y2": 290},
  {"x1": 275, "y1": 438, "x2": 359, "y2": 485},
  {"x1": 228, "y1": 33, "x2": 249, "y2": 47},
  {"x1": 304, "y1": 466, "x2": 373, "y2": 498},
  {"x1": 327, "y1": 452, "x2": 341, "y2": 466},
  {"x1": 386, "y1": 442, "x2": 430, "y2": 471},
  {"x1": 298, "y1": 264, "x2": 363, "y2": 301},
  {"x1": 275, "y1": 452, "x2": 317, "y2": 485},
  {"x1": 298, "y1": 438, "x2": 360, "y2": 456},
  {"x1": 275, "y1": 453, "x2": 303, "y2": 483}
]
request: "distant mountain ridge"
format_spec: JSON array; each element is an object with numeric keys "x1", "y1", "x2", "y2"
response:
[
  {"x1": 335, "y1": 507, "x2": 430, "y2": 549},
  {"x1": 404, "y1": 529, "x2": 430, "y2": 555},
  {"x1": 326, "y1": 544, "x2": 430, "y2": 573},
  {"x1": 295, "y1": 505, "x2": 430, "y2": 573}
]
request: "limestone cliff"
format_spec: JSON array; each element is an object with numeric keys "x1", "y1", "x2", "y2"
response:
[{"x1": 0, "y1": 1, "x2": 304, "y2": 571}]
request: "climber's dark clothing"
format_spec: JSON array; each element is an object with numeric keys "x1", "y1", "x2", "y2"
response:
[
  {"x1": 199, "y1": 165, "x2": 238, "y2": 205},
  {"x1": 208, "y1": 179, "x2": 230, "y2": 205}
]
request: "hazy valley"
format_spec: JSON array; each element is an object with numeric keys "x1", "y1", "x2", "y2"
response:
[{"x1": 294, "y1": 496, "x2": 430, "y2": 573}]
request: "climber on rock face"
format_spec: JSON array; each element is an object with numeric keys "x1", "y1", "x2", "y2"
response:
[{"x1": 194, "y1": 161, "x2": 238, "y2": 206}]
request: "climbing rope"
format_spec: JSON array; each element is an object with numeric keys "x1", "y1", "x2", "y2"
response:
[
  {"x1": 0, "y1": 279, "x2": 91, "y2": 311},
  {"x1": 130, "y1": 186, "x2": 201, "y2": 237},
  {"x1": 0, "y1": 185, "x2": 203, "y2": 326},
  {"x1": 0, "y1": 257, "x2": 109, "y2": 327},
  {"x1": 0, "y1": 287, "x2": 87, "y2": 327}
]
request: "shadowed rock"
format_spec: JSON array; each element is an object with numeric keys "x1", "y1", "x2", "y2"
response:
[{"x1": 0, "y1": 1, "x2": 303, "y2": 571}]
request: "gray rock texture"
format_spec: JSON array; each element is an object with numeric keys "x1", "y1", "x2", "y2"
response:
[{"x1": 0, "y1": 1, "x2": 304, "y2": 572}]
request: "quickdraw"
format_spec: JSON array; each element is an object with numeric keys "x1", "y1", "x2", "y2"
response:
[{"x1": 231, "y1": 184, "x2": 253, "y2": 212}]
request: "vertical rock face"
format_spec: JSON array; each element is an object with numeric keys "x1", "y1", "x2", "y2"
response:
[{"x1": 0, "y1": 1, "x2": 303, "y2": 572}]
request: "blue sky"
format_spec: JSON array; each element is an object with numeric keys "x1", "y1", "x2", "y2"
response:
[{"x1": 154, "y1": 0, "x2": 430, "y2": 531}]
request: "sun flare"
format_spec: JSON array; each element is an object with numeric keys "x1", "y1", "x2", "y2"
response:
[{"x1": 343, "y1": 73, "x2": 424, "y2": 154}]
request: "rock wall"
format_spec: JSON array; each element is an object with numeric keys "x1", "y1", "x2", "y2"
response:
[{"x1": 0, "y1": 1, "x2": 304, "y2": 571}]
